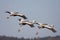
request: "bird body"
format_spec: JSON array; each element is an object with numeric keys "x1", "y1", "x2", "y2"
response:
[
  {"x1": 18, "y1": 19, "x2": 37, "y2": 32},
  {"x1": 6, "y1": 11, "x2": 27, "y2": 19},
  {"x1": 19, "y1": 19, "x2": 36, "y2": 27},
  {"x1": 36, "y1": 22, "x2": 56, "y2": 35},
  {"x1": 37, "y1": 23, "x2": 56, "y2": 32}
]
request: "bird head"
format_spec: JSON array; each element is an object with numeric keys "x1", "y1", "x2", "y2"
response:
[{"x1": 5, "y1": 11, "x2": 11, "y2": 14}]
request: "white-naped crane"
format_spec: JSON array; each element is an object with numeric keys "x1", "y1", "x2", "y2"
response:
[
  {"x1": 5, "y1": 11, "x2": 27, "y2": 19},
  {"x1": 18, "y1": 18, "x2": 37, "y2": 32},
  {"x1": 35, "y1": 22, "x2": 56, "y2": 35}
]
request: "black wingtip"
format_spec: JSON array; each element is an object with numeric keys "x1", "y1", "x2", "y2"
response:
[
  {"x1": 52, "y1": 28, "x2": 56, "y2": 33},
  {"x1": 53, "y1": 30, "x2": 56, "y2": 33},
  {"x1": 24, "y1": 17, "x2": 27, "y2": 19},
  {"x1": 23, "y1": 16, "x2": 27, "y2": 19}
]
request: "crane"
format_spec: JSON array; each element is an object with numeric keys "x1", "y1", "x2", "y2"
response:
[
  {"x1": 5, "y1": 11, "x2": 27, "y2": 19},
  {"x1": 18, "y1": 18, "x2": 37, "y2": 32},
  {"x1": 35, "y1": 22, "x2": 56, "y2": 35}
]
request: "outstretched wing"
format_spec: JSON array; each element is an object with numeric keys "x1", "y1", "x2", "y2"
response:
[{"x1": 46, "y1": 26, "x2": 56, "y2": 33}]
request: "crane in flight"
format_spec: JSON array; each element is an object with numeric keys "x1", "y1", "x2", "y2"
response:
[
  {"x1": 5, "y1": 11, "x2": 57, "y2": 36},
  {"x1": 18, "y1": 18, "x2": 37, "y2": 32},
  {"x1": 5, "y1": 11, "x2": 27, "y2": 19},
  {"x1": 35, "y1": 22, "x2": 56, "y2": 35}
]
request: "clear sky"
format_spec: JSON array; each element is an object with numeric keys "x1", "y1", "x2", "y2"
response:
[{"x1": 0, "y1": 0, "x2": 60, "y2": 38}]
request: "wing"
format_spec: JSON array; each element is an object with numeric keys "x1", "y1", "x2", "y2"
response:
[
  {"x1": 21, "y1": 15, "x2": 27, "y2": 19},
  {"x1": 46, "y1": 27, "x2": 56, "y2": 32},
  {"x1": 17, "y1": 13, "x2": 27, "y2": 19}
]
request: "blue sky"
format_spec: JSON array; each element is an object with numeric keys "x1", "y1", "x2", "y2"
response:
[{"x1": 0, "y1": 0, "x2": 60, "y2": 38}]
